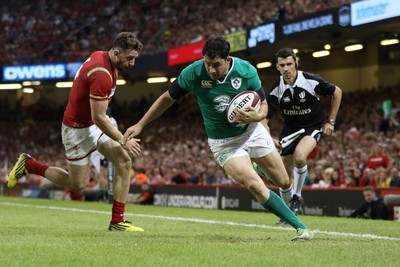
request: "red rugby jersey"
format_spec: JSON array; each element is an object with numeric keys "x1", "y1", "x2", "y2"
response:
[{"x1": 63, "y1": 51, "x2": 118, "y2": 128}]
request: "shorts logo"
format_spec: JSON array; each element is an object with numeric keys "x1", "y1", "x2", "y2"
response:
[
  {"x1": 201, "y1": 80, "x2": 213, "y2": 88},
  {"x1": 73, "y1": 145, "x2": 81, "y2": 154},
  {"x1": 218, "y1": 154, "x2": 228, "y2": 165},
  {"x1": 231, "y1": 77, "x2": 242, "y2": 89}
]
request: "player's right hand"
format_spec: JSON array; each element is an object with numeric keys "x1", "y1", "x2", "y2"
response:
[
  {"x1": 273, "y1": 138, "x2": 281, "y2": 150},
  {"x1": 124, "y1": 124, "x2": 143, "y2": 141},
  {"x1": 123, "y1": 138, "x2": 141, "y2": 157}
]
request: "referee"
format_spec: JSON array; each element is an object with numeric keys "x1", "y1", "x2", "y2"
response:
[{"x1": 266, "y1": 47, "x2": 342, "y2": 224}]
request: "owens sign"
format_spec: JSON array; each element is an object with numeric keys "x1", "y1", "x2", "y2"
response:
[{"x1": 3, "y1": 63, "x2": 66, "y2": 81}]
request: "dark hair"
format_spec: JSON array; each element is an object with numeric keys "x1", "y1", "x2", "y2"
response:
[
  {"x1": 275, "y1": 47, "x2": 297, "y2": 62},
  {"x1": 363, "y1": 186, "x2": 375, "y2": 193},
  {"x1": 202, "y1": 35, "x2": 230, "y2": 59},
  {"x1": 113, "y1": 32, "x2": 143, "y2": 53}
]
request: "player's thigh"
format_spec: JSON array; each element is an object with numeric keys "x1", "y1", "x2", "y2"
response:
[
  {"x1": 293, "y1": 136, "x2": 317, "y2": 163},
  {"x1": 253, "y1": 149, "x2": 290, "y2": 188},
  {"x1": 224, "y1": 156, "x2": 262, "y2": 186},
  {"x1": 67, "y1": 162, "x2": 90, "y2": 187},
  {"x1": 97, "y1": 139, "x2": 130, "y2": 167}
]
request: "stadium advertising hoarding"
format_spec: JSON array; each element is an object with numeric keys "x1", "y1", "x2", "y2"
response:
[
  {"x1": 224, "y1": 30, "x2": 248, "y2": 52},
  {"x1": 166, "y1": 30, "x2": 247, "y2": 67},
  {"x1": 351, "y1": 0, "x2": 400, "y2": 26},
  {"x1": 167, "y1": 40, "x2": 206, "y2": 66},
  {"x1": 5, "y1": 184, "x2": 397, "y2": 218},
  {"x1": 281, "y1": 13, "x2": 335, "y2": 36},
  {"x1": 276, "y1": 7, "x2": 353, "y2": 39},
  {"x1": 247, "y1": 22, "x2": 276, "y2": 48},
  {"x1": 128, "y1": 185, "x2": 367, "y2": 217},
  {"x1": 150, "y1": 185, "x2": 218, "y2": 209},
  {"x1": 2, "y1": 63, "x2": 67, "y2": 82},
  {"x1": 65, "y1": 62, "x2": 82, "y2": 78}
]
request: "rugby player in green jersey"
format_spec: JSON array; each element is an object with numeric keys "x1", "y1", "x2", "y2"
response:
[{"x1": 124, "y1": 35, "x2": 313, "y2": 241}]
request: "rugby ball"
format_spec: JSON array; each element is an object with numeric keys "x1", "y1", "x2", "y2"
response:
[{"x1": 226, "y1": 90, "x2": 260, "y2": 125}]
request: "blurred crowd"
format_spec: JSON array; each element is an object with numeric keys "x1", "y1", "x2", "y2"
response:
[
  {"x1": 1, "y1": 84, "x2": 400, "y2": 189},
  {"x1": 0, "y1": 0, "x2": 356, "y2": 65},
  {"x1": 2, "y1": 0, "x2": 398, "y2": 192}
]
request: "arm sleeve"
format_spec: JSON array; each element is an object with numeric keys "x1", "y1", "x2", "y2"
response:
[
  {"x1": 348, "y1": 203, "x2": 368, "y2": 218},
  {"x1": 88, "y1": 68, "x2": 114, "y2": 101},
  {"x1": 266, "y1": 79, "x2": 280, "y2": 119},
  {"x1": 304, "y1": 72, "x2": 335, "y2": 96},
  {"x1": 255, "y1": 87, "x2": 266, "y2": 102},
  {"x1": 168, "y1": 79, "x2": 189, "y2": 100}
]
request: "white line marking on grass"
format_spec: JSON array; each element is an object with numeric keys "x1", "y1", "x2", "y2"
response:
[{"x1": 1, "y1": 202, "x2": 399, "y2": 241}]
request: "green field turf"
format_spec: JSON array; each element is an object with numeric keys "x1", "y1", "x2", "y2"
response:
[{"x1": 1, "y1": 196, "x2": 399, "y2": 267}]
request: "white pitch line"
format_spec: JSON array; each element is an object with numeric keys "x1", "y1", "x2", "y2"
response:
[{"x1": 1, "y1": 202, "x2": 399, "y2": 241}]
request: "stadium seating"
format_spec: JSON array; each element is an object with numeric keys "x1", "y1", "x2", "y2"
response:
[
  {"x1": 1, "y1": 84, "x2": 399, "y2": 188},
  {"x1": 0, "y1": 0, "x2": 357, "y2": 65}
]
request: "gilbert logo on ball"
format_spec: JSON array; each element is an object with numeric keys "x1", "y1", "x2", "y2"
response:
[{"x1": 226, "y1": 91, "x2": 260, "y2": 125}]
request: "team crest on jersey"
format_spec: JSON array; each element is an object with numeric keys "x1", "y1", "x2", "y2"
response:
[
  {"x1": 230, "y1": 77, "x2": 242, "y2": 89},
  {"x1": 299, "y1": 91, "x2": 306, "y2": 102},
  {"x1": 201, "y1": 80, "x2": 213, "y2": 88}
]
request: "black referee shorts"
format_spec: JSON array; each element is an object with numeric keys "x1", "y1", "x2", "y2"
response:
[{"x1": 280, "y1": 125, "x2": 323, "y2": 156}]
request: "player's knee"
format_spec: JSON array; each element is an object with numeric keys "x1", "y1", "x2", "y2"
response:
[
  {"x1": 275, "y1": 177, "x2": 291, "y2": 189},
  {"x1": 113, "y1": 155, "x2": 132, "y2": 171},
  {"x1": 293, "y1": 154, "x2": 307, "y2": 167},
  {"x1": 281, "y1": 179, "x2": 292, "y2": 189}
]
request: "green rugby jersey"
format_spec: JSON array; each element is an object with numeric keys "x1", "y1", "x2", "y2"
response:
[{"x1": 177, "y1": 57, "x2": 262, "y2": 139}]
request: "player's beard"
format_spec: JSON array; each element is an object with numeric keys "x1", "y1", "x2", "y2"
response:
[{"x1": 116, "y1": 64, "x2": 129, "y2": 72}]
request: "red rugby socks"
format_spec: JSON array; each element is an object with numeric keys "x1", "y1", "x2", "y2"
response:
[
  {"x1": 111, "y1": 200, "x2": 126, "y2": 224},
  {"x1": 25, "y1": 158, "x2": 49, "y2": 177}
]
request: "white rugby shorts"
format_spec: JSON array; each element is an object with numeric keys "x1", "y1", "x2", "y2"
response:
[
  {"x1": 62, "y1": 123, "x2": 110, "y2": 165},
  {"x1": 208, "y1": 122, "x2": 275, "y2": 167}
]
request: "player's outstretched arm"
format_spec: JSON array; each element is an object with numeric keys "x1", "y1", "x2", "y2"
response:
[{"x1": 124, "y1": 91, "x2": 176, "y2": 140}]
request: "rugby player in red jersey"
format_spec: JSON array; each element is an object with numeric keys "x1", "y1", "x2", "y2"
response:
[{"x1": 8, "y1": 32, "x2": 144, "y2": 232}]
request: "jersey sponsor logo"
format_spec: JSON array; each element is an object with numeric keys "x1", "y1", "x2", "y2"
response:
[
  {"x1": 201, "y1": 80, "x2": 213, "y2": 88},
  {"x1": 283, "y1": 108, "x2": 311, "y2": 115},
  {"x1": 230, "y1": 77, "x2": 242, "y2": 89},
  {"x1": 299, "y1": 91, "x2": 306, "y2": 102},
  {"x1": 213, "y1": 95, "x2": 230, "y2": 112}
]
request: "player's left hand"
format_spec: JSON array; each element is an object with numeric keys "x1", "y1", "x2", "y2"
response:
[
  {"x1": 323, "y1": 123, "x2": 334, "y2": 136},
  {"x1": 124, "y1": 124, "x2": 143, "y2": 141},
  {"x1": 234, "y1": 106, "x2": 260, "y2": 124}
]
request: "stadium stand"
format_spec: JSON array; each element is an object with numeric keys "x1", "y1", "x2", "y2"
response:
[
  {"x1": 0, "y1": 0, "x2": 357, "y2": 65},
  {"x1": 1, "y1": 84, "x2": 399, "y2": 188}
]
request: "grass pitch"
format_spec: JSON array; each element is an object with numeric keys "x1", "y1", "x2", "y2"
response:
[{"x1": 0, "y1": 196, "x2": 399, "y2": 267}]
